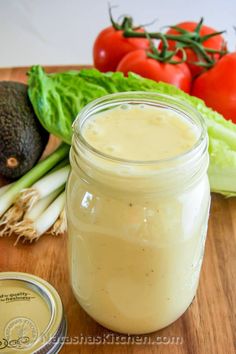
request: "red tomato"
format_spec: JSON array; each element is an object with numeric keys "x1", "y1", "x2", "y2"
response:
[
  {"x1": 116, "y1": 49, "x2": 191, "y2": 93},
  {"x1": 162, "y1": 22, "x2": 226, "y2": 77},
  {"x1": 93, "y1": 26, "x2": 149, "y2": 72},
  {"x1": 192, "y1": 53, "x2": 236, "y2": 122}
]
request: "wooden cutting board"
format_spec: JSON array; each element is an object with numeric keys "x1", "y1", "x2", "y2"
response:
[{"x1": 0, "y1": 67, "x2": 235, "y2": 354}]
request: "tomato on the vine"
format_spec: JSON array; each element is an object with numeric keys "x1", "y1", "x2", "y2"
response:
[
  {"x1": 162, "y1": 21, "x2": 226, "y2": 77},
  {"x1": 117, "y1": 49, "x2": 191, "y2": 93},
  {"x1": 192, "y1": 52, "x2": 236, "y2": 122},
  {"x1": 93, "y1": 26, "x2": 149, "y2": 72}
]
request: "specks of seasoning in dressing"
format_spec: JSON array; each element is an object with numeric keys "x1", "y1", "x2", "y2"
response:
[
  {"x1": 129, "y1": 203, "x2": 133, "y2": 207},
  {"x1": 101, "y1": 288, "x2": 108, "y2": 293},
  {"x1": 145, "y1": 269, "x2": 154, "y2": 277}
]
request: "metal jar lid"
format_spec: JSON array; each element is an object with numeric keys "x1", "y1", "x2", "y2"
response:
[{"x1": 0, "y1": 272, "x2": 67, "y2": 353}]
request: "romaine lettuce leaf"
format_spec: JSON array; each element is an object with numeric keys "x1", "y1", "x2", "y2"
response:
[
  {"x1": 28, "y1": 65, "x2": 236, "y2": 196},
  {"x1": 208, "y1": 138, "x2": 236, "y2": 196}
]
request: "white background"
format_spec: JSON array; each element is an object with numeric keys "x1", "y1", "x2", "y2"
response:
[{"x1": 0, "y1": 0, "x2": 235, "y2": 67}]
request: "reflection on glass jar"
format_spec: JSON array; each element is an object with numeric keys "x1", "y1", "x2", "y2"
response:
[{"x1": 66, "y1": 92, "x2": 210, "y2": 334}]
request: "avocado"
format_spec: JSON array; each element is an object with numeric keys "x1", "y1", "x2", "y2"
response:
[{"x1": 0, "y1": 81, "x2": 49, "y2": 179}]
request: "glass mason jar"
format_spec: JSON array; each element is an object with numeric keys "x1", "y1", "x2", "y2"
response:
[{"x1": 66, "y1": 92, "x2": 210, "y2": 334}]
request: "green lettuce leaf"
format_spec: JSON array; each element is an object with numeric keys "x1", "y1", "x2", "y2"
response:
[
  {"x1": 208, "y1": 138, "x2": 236, "y2": 196},
  {"x1": 28, "y1": 65, "x2": 236, "y2": 196}
]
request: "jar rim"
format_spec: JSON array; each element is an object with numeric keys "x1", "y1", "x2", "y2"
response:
[{"x1": 73, "y1": 91, "x2": 207, "y2": 167}]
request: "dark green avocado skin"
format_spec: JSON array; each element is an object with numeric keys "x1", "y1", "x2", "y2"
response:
[{"x1": 0, "y1": 81, "x2": 49, "y2": 179}]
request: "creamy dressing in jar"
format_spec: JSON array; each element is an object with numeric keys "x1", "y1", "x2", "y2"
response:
[
  {"x1": 82, "y1": 104, "x2": 198, "y2": 160},
  {"x1": 66, "y1": 92, "x2": 210, "y2": 334}
]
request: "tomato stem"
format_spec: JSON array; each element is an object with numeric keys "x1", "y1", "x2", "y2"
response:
[
  {"x1": 170, "y1": 48, "x2": 188, "y2": 64},
  {"x1": 200, "y1": 30, "x2": 226, "y2": 43},
  {"x1": 124, "y1": 29, "x2": 218, "y2": 65},
  {"x1": 109, "y1": 7, "x2": 227, "y2": 68},
  {"x1": 145, "y1": 34, "x2": 188, "y2": 64},
  {"x1": 145, "y1": 31, "x2": 184, "y2": 63},
  {"x1": 109, "y1": 5, "x2": 135, "y2": 31},
  {"x1": 110, "y1": 11, "x2": 227, "y2": 68},
  {"x1": 194, "y1": 17, "x2": 204, "y2": 35},
  {"x1": 205, "y1": 47, "x2": 227, "y2": 55}
]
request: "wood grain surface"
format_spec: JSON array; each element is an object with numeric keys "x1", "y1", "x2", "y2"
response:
[{"x1": 0, "y1": 67, "x2": 235, "y2": 354}]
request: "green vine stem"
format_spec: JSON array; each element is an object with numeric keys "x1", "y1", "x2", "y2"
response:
[
  {"x1": 109, "y1": 7, "x2": 227, "y2": 67},
  {"x1": 145, "y1": 32, "x2": 188, "y2": 64},
  {"x1": 124, "y1": 30, "x2": 217, "y2": 66}
]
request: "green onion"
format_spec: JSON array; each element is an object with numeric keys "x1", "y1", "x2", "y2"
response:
[
  {"x1": 13, "y1": 186, "x2": 64, "y2": 240},
  {"x1": 15, "y1": 190, "x2": 66, "y2": 244},
  {"x1": 0, "y1": 143, "x2": 69, "y2": 218},
  {"x1": 24, "y1": 186, "x2": 64, "y2": 221},
  {"x1": 0, "y1": 144, "x2": 69, "y2": 238},
  {"x1": 19, "y1": 165, "x2": 70, "y2": 209}
]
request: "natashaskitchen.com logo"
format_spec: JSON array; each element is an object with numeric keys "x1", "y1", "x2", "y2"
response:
[
  {"x1": 0, "y1": 317, "x2": 184, "y2": 350},
  {"x1": 0, "y1": 317, "x2": 38, "y2": 351}
]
